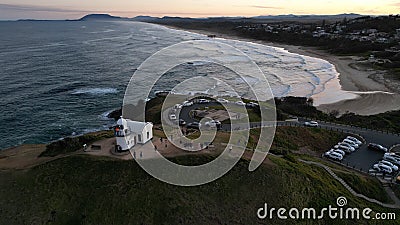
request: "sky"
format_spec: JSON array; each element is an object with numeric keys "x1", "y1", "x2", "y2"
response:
[{"x1": 0, "y1": 0, "x2": 399, "y2": 20}]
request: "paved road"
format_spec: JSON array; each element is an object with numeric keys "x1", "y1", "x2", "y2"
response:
[{"x1": 177, "y1": 103, "x2": 400, "y2": 173}]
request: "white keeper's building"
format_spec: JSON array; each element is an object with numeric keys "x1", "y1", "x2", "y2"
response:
[{"x1": 114, "y1": 117, "x2": 153, "y2": 152}]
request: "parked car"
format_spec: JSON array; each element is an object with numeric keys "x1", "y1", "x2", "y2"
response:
[
  {"x1": 368, "y1": 143, "x2": 388, "y2": 152},
  {"x1": 328, "y1": 149, "x2": 346, "y2": 156},
  {"x1": 385, "y1": 153, "x2": 400, "y2": 161},
  {"x1": 346, "y1": 136, "x2": 362, "y2": 145},
  {"x1": 304, "y1": 121, "x2": 319, "y2": 127},
  {"x1": 182, "y1": 101, "x2": 194, "y2": 107},
  {"x1": 205, "y1": 120, "x2": 221, "y2": 129},
  {"x1": 217, "y1": 98, "x2": 229, "y2": 104},
  {"x1": 334, "y1": 144, "x2": 355, "y2": 153},
  {"x1": 169, "y1": 114, "x2": 177, "y2": 120},
  {"x1": 235, "y1": 101, "x2": 246, "y2": 106},
  {"x1": 246, "y1": 102, "x2": 259, "y2": 108},
  {"x1": 338, "y1": 142, "x2": 357, "y2": 150},
  {"x1": 379, "y1": 160, "x2": 399, "y2": 171},
  {"x1": 179, "y1": 119, "x2": 186, "y2": 126},
  {"x1": 342, "y1": 139, "x2": 359, "y2": 148},
  {"x1": 198, "y1": 99, "x2": 210, "y2": 104},
  {"x1": 325, "y1": 151, "x2": 343, "y2": 161},
  {"x1": 383, "y1": 155, "x2": 400, "y2": 166},
  {"x1": 373, "y1": 163, "x2": 393, "y2": 174},
  {"x1": 186, "y1": 122, "x2": 200, "y2": 129},
  {"x1": 174, "y1": 104, "x2": 183, "y2": 109}
]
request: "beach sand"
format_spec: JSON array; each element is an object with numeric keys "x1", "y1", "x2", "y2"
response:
[{"x1": 166, "y1": 26, "x2": 400, "y2": 115}]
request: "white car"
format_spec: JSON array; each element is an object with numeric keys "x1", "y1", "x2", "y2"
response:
[
  {"x1": 174, "y1": 104, "x2": 183, "y2": 109},
  {"x1": 385, "y1": 153, "x2": 400, "y2": 159},
  {"x1": 198, "y1": 99, "x2": 210, "y2": 104},
  {"x1": 304, "y1": 121, "x2": 319, "y2": 127},
  {"x1": 235, "y1": 101, "x2": 246, "y2": 106},
  {"x1": 338, "y1": 142, "x2": 358, "y2": 150},
  {"x1": 169, "y1": 114, "x2": 177, "y2": 120},
  {"x1": 384, "y1": 153, "x2": 400, "y2": 162},
  {"x1": 334, "y1": 144, "x2": 355, "y2": 153},
  {"x1": 373, "y1": 164, "x2": 393, "y2": 174},
  {"x1": 346, "y1": 136, "x2": 362, "y2": 145},
  {"x1": 328, "y1": 149, "x2": 346, "y2": 156},
  {"x1": 246, "y1": 102, "x2": 259, "y2": 108},
  {"x1": 217, "y1": 98, "x2": 229, "y2": 104},
  {"x1": 383, "y1": 155, "x2": 400, "y2": 166},
  {"x1": 205, "y1": 120, "x2": 221, "y2": 128},
  {"x1": 325, "y1": 151, "x2": 343, "y2": 161},
  {"x1": 379, "y1": 160, "x2": 399, "y2": 171},
  {"x1": 342, "y1": 139, "x2": 359, "y2": 148},
  {"x1": 182, "y1": 101, "x2": 194, "y2": 107}
]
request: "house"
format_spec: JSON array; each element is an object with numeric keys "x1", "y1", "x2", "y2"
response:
[{"x1": 114, "y1": 117, "x2": 153, "y2": 152}]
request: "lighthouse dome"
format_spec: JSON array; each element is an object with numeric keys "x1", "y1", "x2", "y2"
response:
[{"x1": 117, "y1": 117, "x2": 128, "y2": 127}]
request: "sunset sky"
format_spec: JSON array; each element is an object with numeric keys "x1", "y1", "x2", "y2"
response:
[{"x1": 0, "y1": 0, "x2": 399, "y2": 20}]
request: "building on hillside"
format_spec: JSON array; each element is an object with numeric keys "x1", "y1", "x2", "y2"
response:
[{"x1": 114, "y1": 117, "x2": 153, "y2": 152}]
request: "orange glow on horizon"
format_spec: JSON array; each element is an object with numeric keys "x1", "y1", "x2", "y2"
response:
[{"x1": 0, "y1": 0, "x2": 399, "y2": 20}]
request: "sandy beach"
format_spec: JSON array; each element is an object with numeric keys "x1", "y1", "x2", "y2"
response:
[{"x1": 166, "y1": 26, "x2": 400, "y2": 115}]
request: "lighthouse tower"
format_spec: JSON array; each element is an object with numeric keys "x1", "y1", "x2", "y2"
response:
[{"x1": 114, "y1": 117, "x2": 153, "y2": 152}]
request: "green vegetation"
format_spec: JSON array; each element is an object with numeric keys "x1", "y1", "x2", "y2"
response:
[
  {"x1": 272, "y1": 127, "x2": 345, "y2": 154},
  {"x1": 276, "y1": 96, "x2": 400, "y2": 133},
  {"x1": 247, "y1": 127, "x2": 345, "y2": 156},
  {"x1": 39, "y1": 131, "x2": 114, "y2": 157},
  {"x1": 107, "y1": 97, "x2": 165, "y2": 124},
  {"x1": 335, "y1": 170, "x2": 392, "y2": 204},
  {"x1": 145, "y1": 96, "x2": 165, "y2": 124},
  {"x1": 0, "y1": 154, "x2": 397, "y2": 225}
]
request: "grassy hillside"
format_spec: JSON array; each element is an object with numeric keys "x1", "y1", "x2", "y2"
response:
[
  {"x1": 0, "y1": 154, "x2": 397, "y2": 225},
  {"x1": 335, "y1": 170, "x2": 392, "y2": 204},
  {"x1": 248, "y1": 126, "x2": 345, "y2": 156}
]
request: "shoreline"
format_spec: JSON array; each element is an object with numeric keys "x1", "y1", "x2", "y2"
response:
[{"x1": 162, "y1": 25, "x2": 400, "y2": 115}]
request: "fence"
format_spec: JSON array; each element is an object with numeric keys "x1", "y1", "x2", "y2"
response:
[{"x1": 302, "y1": 117, "x2": 400, "y2": 137}]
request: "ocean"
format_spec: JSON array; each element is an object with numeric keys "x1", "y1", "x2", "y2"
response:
[{"x1": 0, "y1": 20, "x2": 354, "y2": 150}]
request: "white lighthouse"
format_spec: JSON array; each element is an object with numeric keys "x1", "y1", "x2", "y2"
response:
[{"x1": 114, "y1": 117, "x2": 153, "y2": 152}]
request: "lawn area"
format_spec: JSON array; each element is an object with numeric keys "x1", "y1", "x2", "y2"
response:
[{"x1": 0, "y1": 154, "x2": 397, "y2": 225}]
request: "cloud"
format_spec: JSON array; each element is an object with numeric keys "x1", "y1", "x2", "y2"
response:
[
  {"x1": 0, "y1": 4, "x2": 230, "y2": 16},
  {"x1": 250, "y1": 5, "x2": 282, "y2": 9},
  {"x1": 0, "y1": 4, "x2": 88, "y2": 13}
]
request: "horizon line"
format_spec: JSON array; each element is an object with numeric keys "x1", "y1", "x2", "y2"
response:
[{"x1": 0, "y1": 12, "x2": 394, "y2": 22}]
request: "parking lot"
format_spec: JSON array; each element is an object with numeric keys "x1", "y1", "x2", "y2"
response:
[
  {"x1": 174, "y1": 99, "x2": 400, "y2": 177},
  {"x1": 307, "y1": 119, "x2": 400, "y2": 177}
]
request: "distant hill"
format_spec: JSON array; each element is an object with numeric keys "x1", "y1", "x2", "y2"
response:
[
  {"x1": 130, "y1": 13, "x2": 364, "y2": 23},
  {"x1": 132, "y1": 15, "x2": 159, "y2": 21},
  {"x1": 252, "y1": 13, "x2": 362, "y2": 20},
  {"x1": 78, "y1": 14, "x2": 128, "y2": 21}
]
